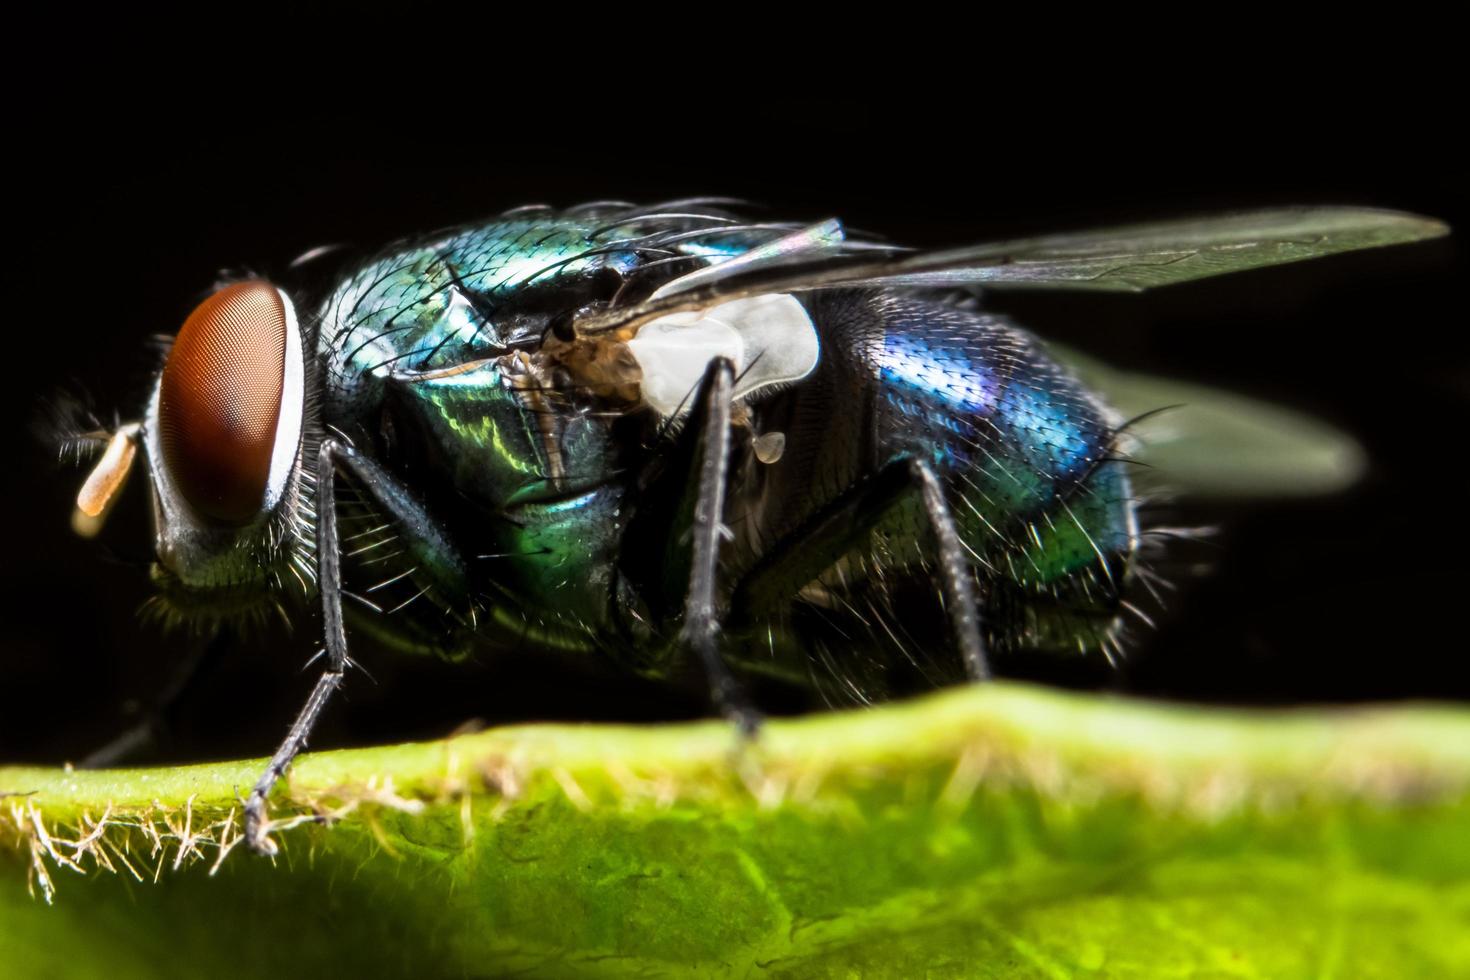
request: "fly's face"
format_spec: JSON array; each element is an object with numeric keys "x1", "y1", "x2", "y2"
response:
[{"x1": 76, "y1": 280, "x2": 314, "y2": 622}]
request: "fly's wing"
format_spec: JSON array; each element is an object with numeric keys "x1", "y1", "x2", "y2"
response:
[
  {"x1": 575, "y1": 207, "x2": 1448, "y2": 336},
  {"x1": 1049, "y1": 344, "x2": 1367, "y2": 500}
]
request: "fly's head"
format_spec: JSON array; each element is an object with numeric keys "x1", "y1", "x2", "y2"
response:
[{"x1": 75, "y1": 280, "x2": 315, "y2": 627}]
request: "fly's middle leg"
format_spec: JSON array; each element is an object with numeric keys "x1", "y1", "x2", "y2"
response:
[
  {"x1": 628, "y1": 356, "x2": 764, "y2": 734},
  {"x1": 678, "y1": 358, "x2": 762, "y2": 734},
  {"x1": 630, "y1": 364, "x2": 991, "y2": 731}
]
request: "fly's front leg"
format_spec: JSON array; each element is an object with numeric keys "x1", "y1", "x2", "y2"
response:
[
  {"x1": 244, "y1": 437, "x2": 467, "y2": 855},
  {"x1": 244, "y1": 439, "x2": 349, "y2": 856},
  {"x1": 79, "y1": 634, "x2": 228, "y2": 769},
  {"x1": 731, "y1": 456, "x2": 990, "y2": 681}
]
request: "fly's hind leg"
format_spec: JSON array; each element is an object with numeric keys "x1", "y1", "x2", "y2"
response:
[
  {"x1": 244, "y1": 438, "x2": 468, "y2": 855},
  {"x1": 910, "y1": 460, "x2": 989, "y2": 680},
  {"x1": 730, "y1": 456, "x2": 990, "y2": 682}
]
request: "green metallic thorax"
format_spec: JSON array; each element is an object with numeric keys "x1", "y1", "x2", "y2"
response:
[{"x1": 314, "y1": 216, "x2": 665, "y2": 652}]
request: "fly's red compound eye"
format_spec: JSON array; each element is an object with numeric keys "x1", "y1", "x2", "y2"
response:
[{"x1": 158, "y1": 280, "x2": 290, "y2": 524}]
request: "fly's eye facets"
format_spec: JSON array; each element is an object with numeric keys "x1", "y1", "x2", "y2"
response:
[{"x1": 158, "y1": 280, "x2": 287, "y2": 524}]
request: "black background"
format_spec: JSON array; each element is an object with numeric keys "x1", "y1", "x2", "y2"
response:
[{"x1": 4, "y1": 70, "x2": 1465, "y2": 764}]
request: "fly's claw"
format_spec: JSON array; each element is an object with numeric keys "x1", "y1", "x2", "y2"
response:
[
  {"x1": 243, "y1": 796, "x2": 280, "y2": 857},
  {"x1": 732, "y1": 704, "x2": 763, "y2": 741}
]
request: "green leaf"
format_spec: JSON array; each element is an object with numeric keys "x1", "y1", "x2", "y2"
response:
[{"x1": 4, "y1": 683, "x2": 1468, "y2": 978}]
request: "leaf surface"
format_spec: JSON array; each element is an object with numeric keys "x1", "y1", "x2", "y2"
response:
[{"x1": 3, "y1": 683, "x2": 1468, "y2": 978}]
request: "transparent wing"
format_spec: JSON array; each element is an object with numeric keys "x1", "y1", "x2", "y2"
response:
[
  {"x1": 575, "y1": 207, "x2": 1448, "y2": 335},
  {"x1": 846, "y1": 207, "x2": 1450, "y2": 293},
  {"x1": 1051, "y1": 344, "x2": 1366, "y2": 499}
]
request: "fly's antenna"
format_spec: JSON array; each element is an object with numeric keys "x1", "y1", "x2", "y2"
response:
[
  {"x1": 72, "y1": 423, "x2": 142, "y2": 537},
  {"x1": 35, "y1": 384, "x2": 144, "y2": 538}
]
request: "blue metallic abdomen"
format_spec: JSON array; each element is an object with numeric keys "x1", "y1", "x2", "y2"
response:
[{"x1": 744, "y1": 290, "x2": 1137, "y2": 658}]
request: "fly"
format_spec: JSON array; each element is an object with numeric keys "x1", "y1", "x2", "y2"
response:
[{"x1": 62, "y1": 200, "x2": 1448, "y2": 854}]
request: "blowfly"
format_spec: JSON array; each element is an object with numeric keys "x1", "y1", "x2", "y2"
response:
[{"x1": 64, "y1": 200, "x2": 1448, "y2": 853}]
